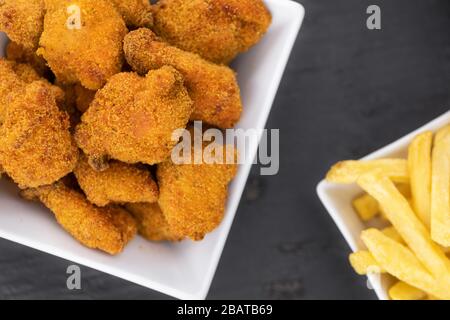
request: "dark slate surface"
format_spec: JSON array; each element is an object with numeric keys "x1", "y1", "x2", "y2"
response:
[{"x1": 0, "y1": 0, "x2": 449, "y2": 300}]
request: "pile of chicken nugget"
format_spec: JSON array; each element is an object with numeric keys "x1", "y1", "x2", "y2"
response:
[{"x1": 0, "y1": 0, "x2": 272, "y2": 255}]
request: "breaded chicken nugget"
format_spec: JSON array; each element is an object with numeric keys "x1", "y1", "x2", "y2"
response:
[
  {"x1": 6, "y1": 41, "x2": 49, "y2": 78},
  {"x1": 75, "y1": 66, "x2": 193, "y2": 168},
  {"x1": 124, "y1": 28, "x2": 242, "y2": 129},
  {"x1": 111, "y1": 0, "x2": 153, "y2": 28},
  {"x1": 153, "y1": 0, "x2": 271, "y2": 64},
  {"x1": 126, "y1": 203, "x2": 184, "y2": 242},
  {"x1": 22, "y1": 183, "x2": 137, "y2": 255},
  {"x1": 0, "y1": 59, "x2": 64, "y2": 124},
  {"x1": 0, "y1": 81, "x2": 78, "y2": 189},
  {"x1": 0, "y1": 0, "x2": 45, "y2": 50},
  {"x1": 157, "y1": 149, "x2": 237, "y2": 241},
  {"x1": 38, "y1": 0, "x2": 128, "y2": 90},
  {"x1": 74, "y1": 155, "x2": 159, "y2": 207}
]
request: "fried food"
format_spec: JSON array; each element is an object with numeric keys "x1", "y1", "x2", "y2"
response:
[
  {"x1": 358, "y1": 171, "x2": 450, "y2": 278},
  {"x1": 22, "y1": 183, "x2": 137, "y2": 255},
  {"x1": 74, "y1": 155, "x2": 159, "y2": 207},
  {"x1": 0, "y1": 81, "x2": 78, "y2": 189},
  {"x1": 349, "y1": 250, "x2": 385, "y2": 275},
  {"x1": 157, "y1": 149, "x2": 237, "y2": 241},
  {"x1": 124, "y1": 28, "x2": 242, "y2": 129},
  {"x1": 6, "y1": 41, "x2": 49, "y2": 77},
  {"x1": 0, "y1": 0, "x2": 45, "y2": 49},
  {"x1": 74, "y1": 84, "x2": 95, "y2": 113},
  {"x1": 361, "y1": 228, "x2": 450, "y2": 300},
  {"x1": 326, "y1": 159, "x2": 409, "y2": 184},
  {"x1": 389, "y1": 281, "x2": 427, "y2": 300},
  {"x1": 0, "y1": 59, "x2": 64, "y2": 124},
  {"x1": 408, "y1": 131, "x2": 433, "y2": 228},
  {"x1": 126, "y1": 203, "x2": 183, "y2": 242},
  {"x1": 430, "y1": 125, "x2": 450, "y2": 247},
  {"x1": 153, "y1": 0, "x2": 272, "y2": 64},
  {"x1": 111, "y1": 0, "x2": 153, "y2": 28},
  {"x1": 75, "y1": 66, "x2": 193, "y2": 168},
  {"x1": 38, "y1": 0, "x2": 128, "y2": 90},
  {"x1": 352, "y1": 193, "x2": 379, "y2": 221}
]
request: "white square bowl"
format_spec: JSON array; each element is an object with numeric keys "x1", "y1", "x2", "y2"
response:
[
  {"x1": 317, "y1": 111, "x2": 450, "y2": 300},
  {"x1": 0, "y1": 0, "x2": 305, "y2": 300}
]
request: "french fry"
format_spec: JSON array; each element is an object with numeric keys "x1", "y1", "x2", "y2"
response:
[
  {"x1": 349, "y1": 250, "x2": 385, "y2": 275},
  {"x1": 357, "y1": 171, "x2": 450, "y2": 278},
  {"x1": 382, "y1": 226, "x2": 405, "y2": 244},
  {"x1": 326, "y1": 159, "x2": 409, "y2": 184},
  {"x1": 430, "y1": 125, "x2": 450, "y2": 247},
  {"x1": 352, "y1": 194, "x2": 379, "y2": 221},
  {"x1": 389, "y1": 281, "x2": 426, "y2": 300},
  {"x1": 408, "y1": 131, "x2": 433, "y2": 228},
  {"x1": 361, "y1": 229, "x2": 448, "y2": 299},
  {"x1": 396, "y1": 183, "x2": 411, "y2": 199}
]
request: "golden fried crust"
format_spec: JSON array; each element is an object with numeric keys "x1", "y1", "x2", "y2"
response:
[
  {"x1": 0, "y1": 0, "x2": 45, "y2": 50},
  {"x1": 111, "y1": 0, "x2": 153, "y2": 28},
  {"x1": 75, "y1": 66, "x2": 194, "y2": 166},
  {"x1": 157, "y1": 155, "x2": 237, "y2": 241},
  {"x1": 74, "y1": 155, "x2": 159, "y2": 207},
  {"x1": 0, "y1": 59, "x2": 64, "y2": 124},
  {"x1": 124, "y1": 29, "x2": 242, "y2": 129},
  {"x1": 0, "y1": 81, "x2": 78, "y2": 189},
  {"x1": 0, "y1": 59, "x2": 28, "y2": 124},
  {"x1": 74, "y1": 84, "x2": 95, "y2": 113},
  {"x1": 6, "y1": 41, "x2": 49, "y2": 77},
  {"x1": 126, "y1": 203, "x2": 184, "y2": 242},
  {"x1": 38, "y1": 0, "x2": 128, "y2": 90},
  {"x1": 22, "y1": 183, "x2": 137, "y2": 255},
  {"x1": 153, "y1": 0, "x2": 272, "y2": 64}
]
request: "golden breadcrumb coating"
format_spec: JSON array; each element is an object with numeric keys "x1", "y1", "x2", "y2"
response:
[
  {"x1": 157, "y1": 151, "x2": 237, "y2": 241},
  {"x1": 38, "y1": 0, "x2": 128, "y2": 90},
  {"x1": 111, "y1": 0, "x2": 153, "y2": 28},
  {"x1": 54, "y1": 82, "x2": 82, "y2": 129},
  {"x1": 74, "y1": 155, "x2": 159, "y2": 207},
  {"x1": 0, "y1": 81, "x2": 78, "y2": 189},
  {"x1": 74, "y1": 84, "x2": 95, "y2": 113},
  {"x1": 6, "y1": 41, "x2": 49, "y2": 77},
  {"x1": 0, "y1": 0, "x2": 45, "y2": 50},
  {"x1": 124, "y1": 28, "x2": 242, "y2": 129},
  {"x1": 126, "y1": 202, "x2": 184, "y2": 242},
  {"x1": 22, "y1": 183, "x2": 137, "y2": 255},
  {"x1": 75, "y1": 66, "x2": 193, "y2": 168},
  {"x1": 0, "y1": 59, "x2": 64, "y2": 123},
  {"x1": 153, "y1": 0, "x2": 272, "y2": 64}
]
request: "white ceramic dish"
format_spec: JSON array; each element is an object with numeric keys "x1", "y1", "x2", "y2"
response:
[
  {"x1": 317, "y1": 111, "x2": 450, "y2": 300},
  {"x1": 0, "y1": 0, "x2": 305, "y2": 300}
]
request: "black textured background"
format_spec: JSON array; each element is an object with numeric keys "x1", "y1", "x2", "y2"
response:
[{"x1": 0, "y1": 0, "x2": 449, "y2": 300}]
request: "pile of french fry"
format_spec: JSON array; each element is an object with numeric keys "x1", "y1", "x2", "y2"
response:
[{"x1": 326, "y1": 124, "x2": 450, "y2": 300}]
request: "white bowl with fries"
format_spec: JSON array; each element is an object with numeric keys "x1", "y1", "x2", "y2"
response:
[
  {"x1": 317, "y1": 111, "x2": 450, "y2": 300},
  {"x1": 0, "y1": 0, "x2": 304, "y2": 300}
]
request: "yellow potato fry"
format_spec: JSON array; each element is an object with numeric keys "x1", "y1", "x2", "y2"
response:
[
  {"x1": 389, "y1": 281, "x2": 427, "y2": 300},
  {"x1": 357, "y1": 171, "x2": 450, "y2": 278},
  {"x1": 349, "y1": 250, "x2": 385, "y2": 275},
  {"x1": 382, "y1": 226, "x2": 405, "y2": 244},
  {"x1": 408, "y1": 131, "x2": 433, "y2": 228},
  {"x1": 430, "y1": 125, "x2": 450, "y2": 247},
  {"x1": 361, "y1": 229, "x2": 448, "y2": 299},
  {"x1": 396, "y1": 183, "x2": 412, "y2": 199},
  {"x1": 326, "y1": 159, "x2": 409, "y2": 184},
  {"x1": 352, "y1": 194, "x2": 380, "y2": 221}
]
